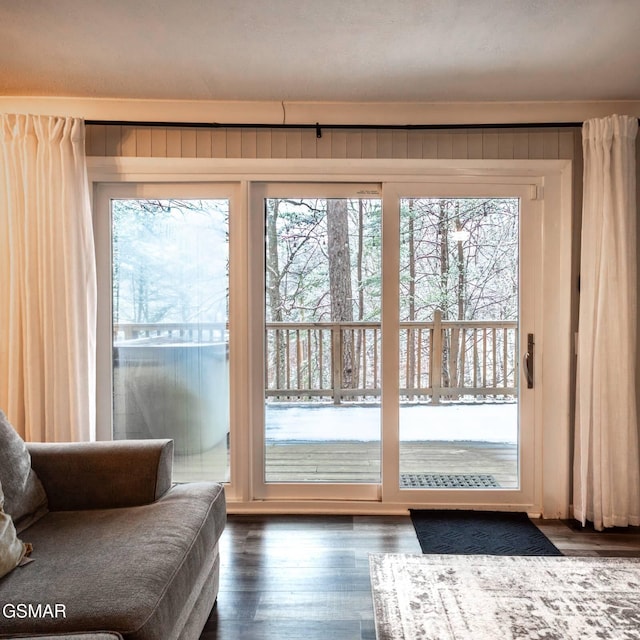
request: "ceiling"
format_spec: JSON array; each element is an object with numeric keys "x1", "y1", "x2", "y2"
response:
[{"x1": 1, "y1": 0, "x2": 639, "y2": 103}]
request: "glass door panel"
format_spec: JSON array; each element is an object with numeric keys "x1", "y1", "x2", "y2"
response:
[
  {"x1": 110, "y1": 197, "x2": 230, "y2": 482},
  {"x1": 398, "y1": 197, "x2": 520, "y2": 490},
  {"x1": 263, "y1": 195, "x2": 382, "y2": 484}
]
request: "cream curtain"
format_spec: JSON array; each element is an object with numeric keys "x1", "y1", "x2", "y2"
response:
[
  {"x1": 0, "y1": 114, "x2": 96, "y2": 441},
  {"x1": 574, "y1": 114, "x2": 640, "y2": 530}
]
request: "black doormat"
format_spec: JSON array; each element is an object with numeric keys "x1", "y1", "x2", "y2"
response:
[
  {"x1": 409, "y1": 509, "x2": 563, "y2": 556},
  {"x1": 400, "y1": 473, "x2": 500, "y2": 489}
]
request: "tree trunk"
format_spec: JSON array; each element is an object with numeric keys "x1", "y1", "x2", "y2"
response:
[
  {"x1": 438, "y1": 200, "x2": 450, "y2": 388},
  {"x1": 266, "y1": 200, "x2": 283, "y2": 323},
  {"x1": 265, "y1": 200, "x2": 285, "y2": 391},
  {"x1": 354, "y1": 200, "x2": 364, "y2": 391},
  {"x1": 451, "y1": 201, "x2": 465, "y2": 395},
  {"x1": 327, "y1": 199, "x2": 354, "y2": 393},
  {"x1": 407, "y1": 199, "x2": 416, "y2": 398}
]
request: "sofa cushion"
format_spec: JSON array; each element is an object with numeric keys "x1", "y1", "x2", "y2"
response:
[
  {"x1": 0, "y1": 482, "x2": 226, "y2": 640},
  {"x1": 0, "y1": 480, "x2": 28, "y2": 578},
  {"x1": 0, "y1": 409, "x2": 48, "y2": 533}
]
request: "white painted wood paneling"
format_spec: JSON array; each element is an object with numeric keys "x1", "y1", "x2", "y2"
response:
[
  {"x1": 270, "y1": 129, "x2": 287, "y2": 158},
  {"x1": 256, "y1": 129, "x2": 271, "y2": 158},
  {"x1": 105, "y1": 125, "x2": 121, "y2": 156},
  {"x1": 361, "y1": 130, "x2": 377, "y2": 158},
  {"x1": 226, "y1": 129, "x2": 242, "y2": 158},
  {"x1": 136, "y1": 127, "x2": 152, "y2": 157},
  {"x1": 196, "y1": 129, "x2": 212, "y2": 158},
  {"x1": 150, "y1": 128, "x2": 167, "y2": 157},
  {"x1": 180, "y1": 129, "x2": 197, "y2": 158},
  {"x1": 482, "y1": 130, "x2": 500, "y2": 159},
  {"x1": 86, "y1": 124, "x2": 582, "y2": 165},
  {"x1": 241, "y1": 129, "x2": 257, "y2": 159},
  {"x1": 285, "y1": 129, "x2": 302, "y2": 159},
  {"x1": 346, "y1": 130, "x2": 362, "y2": 159},
  {"x1": 301, "y1": 129, "x2": 317, "y2": 158},
  {"x1": 212, "y1": 129, "x2": 227, "y2": 157}
]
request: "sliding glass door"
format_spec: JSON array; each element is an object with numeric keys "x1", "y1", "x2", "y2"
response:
[
  {"x1": 95, "y1": 183, "x2": 237, "y2": 484},
  {"x1": 382, "y1": 183, "x2": 540, "y2": 505},
  {"x1": 252, "y1": 181, "x2": 541, "y2": 505},
  {"x1": 398, "y1": 196, "x2": 520, "y2": 489},
  {"x1": 251, "y1": 183, "x2": 383, "y2": 500},
  {"x1": 94, "y1": 173, "x2": 544, "y2": 509}
]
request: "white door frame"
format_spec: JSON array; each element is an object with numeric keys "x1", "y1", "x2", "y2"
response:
[
  {"x1": 92, "y1": 181, "x2": 246, "y2": 502},
  {"x1": 249, "y1": 182, "x2": 384, "y2": 502},
  {"x1": 380, "y1": 182, "x2": 542, "y2": 509},
  {"x1": 88, "y1": 157, "x2": 573, "y2": 517}
]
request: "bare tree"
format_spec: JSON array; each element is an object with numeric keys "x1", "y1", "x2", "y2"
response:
[
  {"x1": 266, "y1": 199, "x2": 284, "y2": 323},
  {"x1": 327, "y1": 199, "x2": 354, "y2": 390}
]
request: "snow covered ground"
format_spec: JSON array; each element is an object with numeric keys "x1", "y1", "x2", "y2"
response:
[{"x1": 265, "y1": 402, "x2": 518, "y2": 444}]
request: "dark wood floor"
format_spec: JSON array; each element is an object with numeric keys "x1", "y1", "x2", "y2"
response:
[{"x1": 199, "y1": 514, "x2": 640, "y2": 640}]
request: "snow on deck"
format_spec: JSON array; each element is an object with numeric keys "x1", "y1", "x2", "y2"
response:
[{"x1": 265, "y1": 402, "x2": 517, "y2": 444}]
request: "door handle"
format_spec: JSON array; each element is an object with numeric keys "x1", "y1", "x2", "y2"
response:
[{"x1": 523, "y1": 333, "x2": 534, "y2": 389}]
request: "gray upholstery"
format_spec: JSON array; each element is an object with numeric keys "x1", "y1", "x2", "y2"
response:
[
  {"x1": 28, "y1": 439, "x2": 174, "y2": 510},
  {"x1": 0, "y1": 410, "x2": 48, "y2": 533},
  {"x1": 10, "y1": 635, "x2": 123, "y2": 639},
  {"x1": 0, "y1": 440, "x2": 226, "y2": 640},
  {"x1": 0, "y1": 480, "x2": 29, "y2": 579}
]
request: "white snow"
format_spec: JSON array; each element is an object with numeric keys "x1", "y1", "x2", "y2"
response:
[{"x1": 265, "y1": 403, "x2": 517, "y2": 444}]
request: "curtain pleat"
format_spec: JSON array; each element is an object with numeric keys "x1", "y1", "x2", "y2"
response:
[
  {"x1": 574, "y1": 114, "x2": 640, "y2": 530},
  {"x1": 0, "y1": 114, "x2": 96, "y2": 441}
]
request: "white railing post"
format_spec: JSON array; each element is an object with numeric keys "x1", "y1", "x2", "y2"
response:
[
  {"x1": 331, "y1": 323, "x2": 342, "y2": 405},
  {"x1": 431, "y1": 310, "x2": 443, "y2": 405}
]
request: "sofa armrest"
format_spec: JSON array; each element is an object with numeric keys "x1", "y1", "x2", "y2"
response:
[{"x1": 27, "y1": 439, "x2": 173, "y2": 511}]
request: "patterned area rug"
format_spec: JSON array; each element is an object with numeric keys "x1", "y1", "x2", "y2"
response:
[{"x1": 369, "y1": 553, "x2": 640, "y2": 640}]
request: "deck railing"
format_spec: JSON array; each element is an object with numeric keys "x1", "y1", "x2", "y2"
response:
[
  {"x1": 265, "y1": 310, "x2": 517, "y2": 404},
  {"x1": 115, "y1": 311, "x2": 518, "y2": 404},
  {"x1": 114, "y1": 322, "x2": 228, "y2": 343}
]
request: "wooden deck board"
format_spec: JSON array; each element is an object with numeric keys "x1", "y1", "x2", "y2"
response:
[{"x1": 173, "y1": 440, "x2": 518, "y2": 487}]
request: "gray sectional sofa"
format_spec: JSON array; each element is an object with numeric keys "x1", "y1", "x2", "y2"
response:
[{"x1": 0, "y1": 413, "x2": 226, "y2": 640}]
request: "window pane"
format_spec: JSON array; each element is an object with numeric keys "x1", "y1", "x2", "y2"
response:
[
  {"x1": 264, "y1": 197, "x2": 382, "y2": 483},
  {"x1": 398, "y1": 198, "x2": 519, "y2": 489},
  {"x1": 111, "y1": 199, "x2": 229, "y2": 482}
]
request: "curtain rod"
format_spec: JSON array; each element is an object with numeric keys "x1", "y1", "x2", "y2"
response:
[{"x1": 85, "y1": 119, "x2": 589, "y2": 138}]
